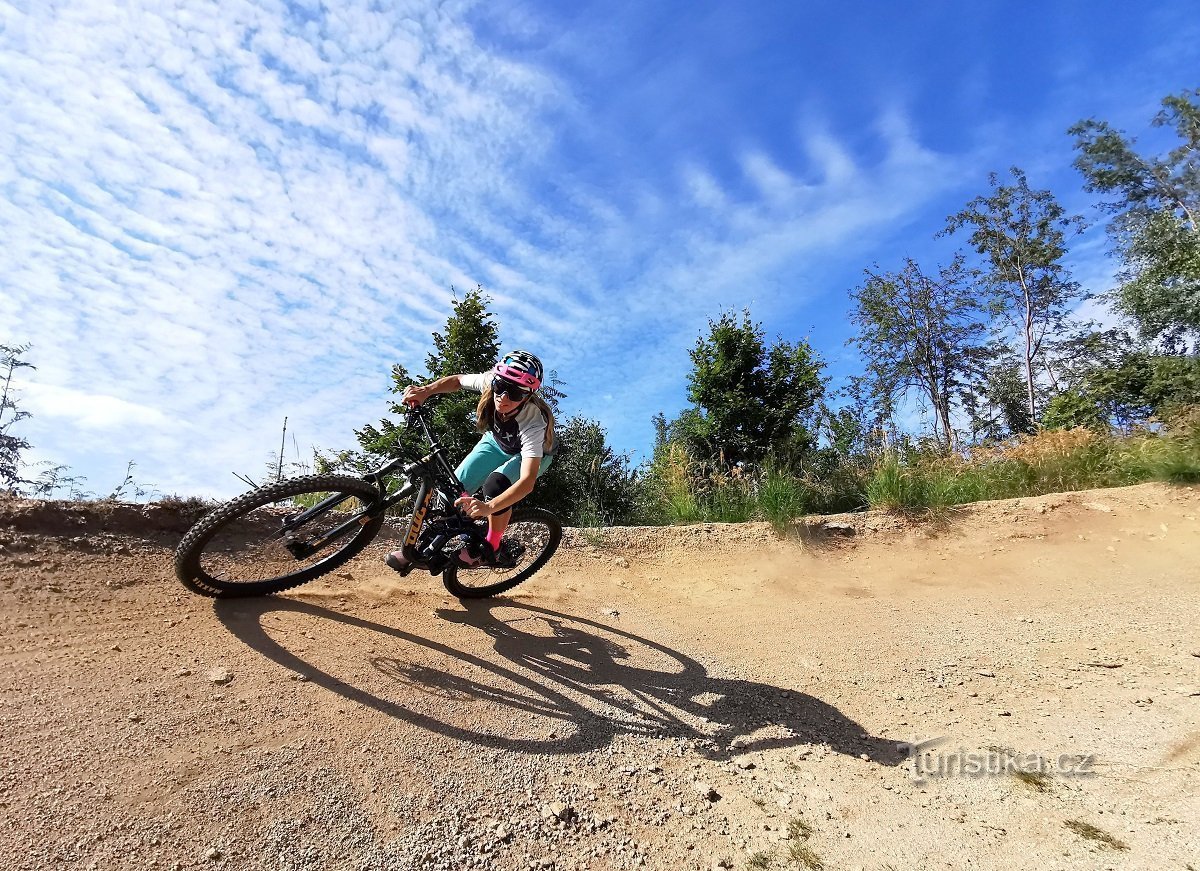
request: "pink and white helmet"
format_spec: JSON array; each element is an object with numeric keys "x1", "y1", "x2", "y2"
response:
[{"x1": 493, "y1": 349, "x2": 543, "y2": 391}]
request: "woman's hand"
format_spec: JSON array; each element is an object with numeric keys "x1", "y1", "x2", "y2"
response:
[
  {"x1": 402, "y1": 375, "x2": 462, "y2": 407},
  {"x1": 454, "y1": 495, "x2": 492, "y2": 519},
  {"x1": 402, "y1": 384, "x2": 430, "y2": 407}
]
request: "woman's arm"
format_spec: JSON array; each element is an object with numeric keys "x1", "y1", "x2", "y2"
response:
[
  {"x1": 487, "y1": 457, "x2": 540, "y2": 512},
  {"x1": 403, "y1": 374, "x2": 462, "y2": 406},
  {"x1": 455, "y1": 457, "x2": 541, "y2": 518}
]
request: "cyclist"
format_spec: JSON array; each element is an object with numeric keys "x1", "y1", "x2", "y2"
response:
[{"x1": 386, "y1": 349, "x2": 557, "y2": 571}]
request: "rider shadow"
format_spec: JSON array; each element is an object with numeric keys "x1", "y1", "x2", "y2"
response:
[{"x1": 214, "y1": 597, "x2": 904, "y2": 767}]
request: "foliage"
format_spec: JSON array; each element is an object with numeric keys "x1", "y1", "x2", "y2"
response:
[
  {"x1": 356, "y1": 286, "x2": 501, "y2": 466},
  {"x1": 634, "y1": 407, "x2": 1200, "y2": 524},
  {"x1": 108, "y1": 461, "x2": 151, "y2": 501},
  {"x1": 1070, "y1": 88, "x2": 1200, "y2": 348},
  {"x1": 1041, "y1": 352, "x2": 1200, "y2": 430},
  {"x1": 0, "y1": 343, "x2": 98, "y2": 498},
  {"x1": 965, "y1": 355, "x2": 1035, "y2": 441},
  {"x1": 642, "y1": 441, "x2": 704, "y2": 524},
  {"x1": 865, "y1": 415, "x2": 1200, "y2": 512},
  {"x1": 1, "y1": 343, "x2": 35, "y2": 493},
  {"x1": 349, "y1": 287, "x2": 641, "y2": 524},
  {"x1": 755, "y1": 462, "x2": 811, "y2": 529},
  {"x1": 425, "y1": 287, "x2": 504, "y2": 380},
  {"x1": 1040, "y1": 389, "x2": 1109, "y2": 431},
  {"x1": 790, "y1": 397, "x2": 877, "y2": 513},
  {"x1": 639, "y1": 441, "x2": 868, "y2": 527},
  {"x1": 848, "y1": 255, "x2": 990, "y2": 449},
  {"x1": 25, "y1": 462, "x2": 91, "y2": 499},
  {"x1": 666, "y1": 310, "x2": 824, "y2": 468},
  {"x1": 527, "y1": 416, "x2": 642, "y2": 526},
  {"x1": 943, "y1": 167, "x2": 1086, "y2": 420}
]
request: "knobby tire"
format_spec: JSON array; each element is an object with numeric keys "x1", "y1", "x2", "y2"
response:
[
  {"x1": 174, "y1": 474, "x2": 384, "y2": 598},
  {"x1": 441, "y1": 507, "x2": 562, "y2": 599}
]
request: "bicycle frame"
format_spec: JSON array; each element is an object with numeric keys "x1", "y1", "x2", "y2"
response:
[{"x1": 280, "y1": 405, "x2": 478, "y2": 568}]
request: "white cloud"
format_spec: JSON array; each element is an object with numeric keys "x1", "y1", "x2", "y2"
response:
[
  {"x1": 20, "y1": 382, "x2": 171, "y2": 430},
  {"x1": 3, "y1": 0, "x2": 1116, "y2": 497},
  {"x1": 802, "y1": 128, "x2": 858, "y2": 187},
  {"x1": 2, "y1": 0, "x2": 569, "y2": 495}
]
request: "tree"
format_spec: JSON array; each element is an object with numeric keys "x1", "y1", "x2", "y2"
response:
[
  {"x1": 350, "y1": 286, "x2": 638, "y2": 524},
  {"x1": 1041, "y1": 351, "x2": 1200, "y2": 430},
  {"x1": 847, "y1": 255, "x2": 990, "y2": 450},
  {"x1": 943, "y1": 167, "x2": 1086, "y2": 421},
  {"x1": 528, "y1": 416, "x2": 641, "y2": 526},
  {"x1": 964, "y1": 355, "x2": 1035, "y2": 442},
  {"x1": 356, "y1": 286, "x2": 501, "y2": 466},
  {"x1": 1040, "y1": 389, "x2": 1110, "y2": 431},
  {"x1": 671, "y1": 310, "x2": 825, "y2": 468},
  {"x1": 1070, "y1": 89, "x2": 1200, "y2": 348},
  {"x1": 981, "y1": 327, "x2": 1131, "y2": 437},
  {"x1": 1, "y1": 344, "x2": 35, "y2": 493},
  {"x1": 0, "y1": 344, "x2": 89, "y2": 498}
]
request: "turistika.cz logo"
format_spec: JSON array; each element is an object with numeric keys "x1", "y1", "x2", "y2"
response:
[{"x1": 897, "y1": 737, "x2": 1097, "y2": 785}]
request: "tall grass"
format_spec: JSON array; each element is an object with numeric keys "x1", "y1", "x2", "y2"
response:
[
  {"x1": 645, "y1": 443, "x2": 703, "y2": 524},
  {"x1": 864, "y1": 414, "x2": 1200, "y2": 512},
  {"x1": 640, "y1": 411, "x2": 1200, "y2": 524},
  {"x1": 757, "y1": 463, "x2": 811, "y2": 528},
  {"x1": 642, "y1": 446, "x2": 867, "y2": 526}
]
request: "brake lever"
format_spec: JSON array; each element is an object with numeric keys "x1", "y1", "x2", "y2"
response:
[{"x1": 403, "y1": 394, "x2": 440, "y2": 428}]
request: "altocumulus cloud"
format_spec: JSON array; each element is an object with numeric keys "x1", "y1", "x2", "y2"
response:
[
  {"x1": 2, "y1": 0, "x2": 971, "y2": 497},
  {"x1": 0, "y1": 0, "x2": 567, "y2": 496}
]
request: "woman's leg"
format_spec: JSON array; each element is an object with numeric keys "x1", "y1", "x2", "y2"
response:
[
  {"x1": 484, "y1": 454, "x2": 555, "y2": 548},
  {"x1": 453, "y1": 433, "x2": 510, "y2": 496},
  {"x1": 391, "y1": 435, "x2": 512, "y2": 572}
]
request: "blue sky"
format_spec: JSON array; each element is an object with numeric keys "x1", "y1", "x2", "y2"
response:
[{"x1": 2, "y1": 0, "x2": 1197, "y2": 499}]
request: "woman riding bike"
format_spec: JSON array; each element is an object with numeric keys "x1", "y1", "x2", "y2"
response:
[{"x1": 386, "y1": 349, "x2": 557, "y2": 572}]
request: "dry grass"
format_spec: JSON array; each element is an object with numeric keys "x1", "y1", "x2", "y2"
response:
[
  {"x1": 644, "y1": 409, "x2": 1200, "y2": 523},
  {"x1": 787, "y1": 841, "x2": 824, "y2": 870},
  {"x1": 785, "y1": 814, "x2": 821, "y2": 869},
  {"x1": 157, "y1": 493, "x2": 216, "y2": 521},
  {"x1": 1064, "y1": 819, "x2": 1128, "y2": 850},
  {"x1": 1013, "y1": 769, "x2": 1053, "y2": 793},
  {"x1": 786, "y1": 815, "x2": 815, "y2": 841},
  {"x1": 867, "y1": 416, "x2": 1200, "y2": 512}
]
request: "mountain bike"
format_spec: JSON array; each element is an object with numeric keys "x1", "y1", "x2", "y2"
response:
[{"x1": 173, "y1": 403, "x2": 562, "y2": 600}]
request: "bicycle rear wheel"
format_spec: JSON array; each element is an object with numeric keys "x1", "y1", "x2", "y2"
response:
[
  {"x1": 174, "y1": 474, "x2": 385, "y2": 598},
  {"x1": 441, "y1": 508, "x2": 562, "y2": 599}
]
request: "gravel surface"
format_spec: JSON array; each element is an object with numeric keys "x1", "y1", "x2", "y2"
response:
[{"x1": 2, "y1": 483, "x2": 1198, "y2": 870}]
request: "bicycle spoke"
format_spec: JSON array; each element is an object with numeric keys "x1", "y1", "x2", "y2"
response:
[{"x1": 175, "y1": 475, "x2": 383, "y2": 597}]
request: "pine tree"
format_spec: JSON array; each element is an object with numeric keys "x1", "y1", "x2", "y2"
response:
[{"x1": 356, "y1": 286, "x2": 500, "y2": 465}]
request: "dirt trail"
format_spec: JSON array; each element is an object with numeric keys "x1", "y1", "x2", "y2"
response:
[{"x1": 1, "y1": 483, "x2": 1198, "y2": 871}]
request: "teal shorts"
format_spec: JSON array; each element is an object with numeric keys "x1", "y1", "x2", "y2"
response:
[{"x1": 455, "y1": 432, "x2": 554, "y2": 495}]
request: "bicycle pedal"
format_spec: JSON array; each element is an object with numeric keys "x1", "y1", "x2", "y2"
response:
[{"x1": 385, "y1": 552, "x2": 416, "y2": 577}]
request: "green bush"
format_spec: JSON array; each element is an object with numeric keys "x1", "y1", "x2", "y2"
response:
[
  {"x1": 757, "y1": 464, "x2": 810, "y2": 528},
  {"x1": 636, "y1": 412, "x2": 1200, "y2": 524}
]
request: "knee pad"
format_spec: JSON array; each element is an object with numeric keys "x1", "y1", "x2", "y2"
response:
[{"x1": 483, "y1": 472, "x2": 512, "y2": 511}]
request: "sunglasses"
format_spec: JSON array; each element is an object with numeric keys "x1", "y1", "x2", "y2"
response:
[{"x1": 492, "y1": 376, "x2": 531, "y2": 401}]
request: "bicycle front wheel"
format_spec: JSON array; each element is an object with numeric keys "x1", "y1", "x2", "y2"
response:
[
  {"x1": 441, "y1": 508, "x2": 562, "y2": 599},
  {"x1": 174, "y1": 474, "x2": 385, "y2": 598}
]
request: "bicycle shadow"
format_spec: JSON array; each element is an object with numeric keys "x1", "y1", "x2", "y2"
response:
[{"x1": 213, "y1": 597, "x2": 904, "y2": 767}]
